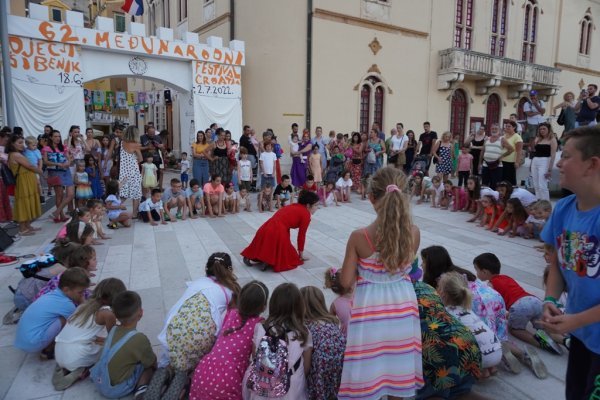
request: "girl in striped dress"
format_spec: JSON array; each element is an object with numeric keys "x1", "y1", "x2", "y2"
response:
[{"x1": 339, "y1": 166, "x2": 423, "y2": 400}]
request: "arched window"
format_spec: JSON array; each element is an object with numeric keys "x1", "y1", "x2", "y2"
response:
[
  {"x1": 580, "y1": 14, "x2": 593, "y2": 55},
  {"x1": 358, "y1": 75, "x2": 386, "y2": 134},
  {"x1": 360, "y1": 85, "x2": 371, "y2": 134},
  {"x1": 522, "y1": 0, "x2": 538, "y2": 62},
  {"x1": 450, "y1": 89, "x2": 468, "y2": 142},
  {"x1": 485, "y1": 94, "x2": 501, "y2": 132},
  {"x1": 455, "y1": 0, "x2": 474, "y2": 49},
  {"x1": 491, "y1": 0, "x2": 508, "y2": 56}
]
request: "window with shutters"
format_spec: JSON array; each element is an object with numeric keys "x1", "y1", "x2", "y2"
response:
[
  {"x1": 579, "y1": 14, "x2": 593, "y2": 56},
  {"x1": 358, "y1": 75, "x2": 387, "y2": 134},
  {"x1": 491, "y1": 0, "x2": 508, "y2": 57},
  {"x1": 455, "y1": 0, "x2": 474, "y2": 49},
  {"x1": 522, "y1": 0, "x2": 538, "y2": 62}
]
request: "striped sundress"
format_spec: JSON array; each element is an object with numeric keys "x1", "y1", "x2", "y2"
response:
[{"x1": 338, "y1": 229, "x2": 423, "y2": 400}]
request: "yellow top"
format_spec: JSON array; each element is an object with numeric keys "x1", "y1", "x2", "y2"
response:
[
  {"x1": 192, "y1": 143, "x2": 211, "y2": 158},
  {"x1": 502, "y1": 133, "x2": 523, "y2": 163}
]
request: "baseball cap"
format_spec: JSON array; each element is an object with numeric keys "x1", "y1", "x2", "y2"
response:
[{"x1": 529, "y1": 90, "x2": 538, "y2": 96}]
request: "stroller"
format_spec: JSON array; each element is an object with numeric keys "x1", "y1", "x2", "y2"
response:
[
  {"x1": 324, "y1": 154, "x2": 345, "y2": 183},
  {"x1": 410, "y1": 154, "x2": 429, "y2": 176}
]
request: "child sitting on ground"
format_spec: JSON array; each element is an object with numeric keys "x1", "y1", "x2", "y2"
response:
[
  {"x1": 55, "y1": 208, "x2": 91, "y2": 241},
  {"x1": 438, "y1": 272, "x2": 502, "y2": 375},
  {"x1": 473, "y1": 253, "x2": 564, "y2": 357},
  {"x1": 162, "y1": 178, "x2": 187, "y2": 221},
  {"x1": 324, "y1": 267, "x2": 352, "y2": 336},
  {"x1": 53, "y1": 278, "x2": 127, "y2": 390},
  {"x1": 14, "y1": 268, "x2": 90, "y2": 358},
  {"x1": 189, "y1": 281, "x2": 268, "y2": 400},
  {"x1": 257, "y1": 184, "x2": 273, "y2": 213},
  {"x1": 497, "y1": 198, "x2": 528, "y2": 237},
  {"x1": 302, "y1": 174, "x2": 318, "y2": 193},
  {"x1": 90, "y1": 290, "x2": 156, "y2": 399},
  {"x1": 186, "y1": 179, "x2": 204, "y2": 218},
  {"x1": 105, "y1": 180, "x2": 131, "y2": 229},
  {"x1": 238, "y1": 187, "x2": 252, "y2": 212},
  {"x1": 301, "y1": 286, "x2": 346, "y2": 400},
  {"x1": 35, "y1": 245, "x2": 97, "y2": 301},
  {"x1": 319, "y1": 182, "x2": 340, "y2": 207},
  {"x1": 523, "y1": 200, "x2": 552, "y2": 240},
  {"x1": 223, "y1": 182, "x2": 239, "y2": 214},
  {"x1": 86, "y1": 200, "x2": 109, "y2": 241},
  {"x1": 274, "y1": 175, "x2": 294, "y2": 208},
  {"x1": 138, "y1": 189, "x2": 168, "y2": 225},
  {"x1": 335, "y1": 171, "x2": 352, "y2": 203}
]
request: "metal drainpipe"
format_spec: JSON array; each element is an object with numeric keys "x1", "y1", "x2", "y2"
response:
[
  {"x1": 306, "y1": 0, "x2": 313, "y2": 130},
  {"x1": 230, "y1": 0, "x2": 235, "y2": 40},
  {"x1": 0, "y1": 0, "x2": 16, "y2": 127}
]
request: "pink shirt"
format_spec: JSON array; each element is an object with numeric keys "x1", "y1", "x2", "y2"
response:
[
  {"x1": 203, "y1": 182, "x2": 224, "y2": 195},
  {"x1": 457, "y1": 153, "x2": 473, "y2": 172},
  {"x1": 333, "y1": 295, "x2": 352, "y2": 337}
]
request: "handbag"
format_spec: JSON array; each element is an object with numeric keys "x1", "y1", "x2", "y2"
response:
[
  {"x1": 0, "y1": 164, "x2": 16, "y2": 186},
  {"x1": 556, "y1": 109, "x2": 565, "y2": 126},
  {"x1": 366, "y1": 150, "x2": 376, "y2": 164}
]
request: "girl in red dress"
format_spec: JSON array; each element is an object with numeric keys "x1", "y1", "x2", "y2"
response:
[{"x1": 242, "y1": 190, "x2": 319, "y2": 272}]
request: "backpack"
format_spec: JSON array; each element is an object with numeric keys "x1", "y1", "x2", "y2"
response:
[
  {"x1": 18, "y1": 254, "x2": 56, "y2": 280},
  {"x1": 246, "y1": 325, "x2": 302, "y2": 398}
]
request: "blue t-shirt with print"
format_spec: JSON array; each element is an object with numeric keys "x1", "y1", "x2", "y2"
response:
[{"x1": 541, "y1": 195, "x2": 600, "y2": 354}]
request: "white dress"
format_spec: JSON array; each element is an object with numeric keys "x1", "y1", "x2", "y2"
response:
[{"x1": 55, "y1": 305, "x2": 112, "y2": 371}]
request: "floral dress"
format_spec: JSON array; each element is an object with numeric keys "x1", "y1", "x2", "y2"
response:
[
  {"x1": 468, "y1": 279, "x2": 508, "y2": 342},
  {"x1": 306, "y1": 320, "x2": 346, "y2": 400},
  {"x1": 414, "y1": 281, "x2": 482, "y2": 398}
]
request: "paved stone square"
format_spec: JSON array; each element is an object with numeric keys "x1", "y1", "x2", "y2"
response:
[{"x1": 0, "y1": 186, "x2": 566, "y2": 400}]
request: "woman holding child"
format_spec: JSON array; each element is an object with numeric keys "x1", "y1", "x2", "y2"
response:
[{"x1": 242, "y1": 190, "x2": 320, "y2": 272}]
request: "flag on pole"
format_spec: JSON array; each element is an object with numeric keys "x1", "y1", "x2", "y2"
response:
[{"x1": 122, "y1": 0, "x2": 144, "y2": 16}]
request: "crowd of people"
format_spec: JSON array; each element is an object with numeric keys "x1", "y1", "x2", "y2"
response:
[{"x1": 1, "y1": 88, "x2": 599, "y2": 400}]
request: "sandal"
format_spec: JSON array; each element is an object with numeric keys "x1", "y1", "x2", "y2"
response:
[
  {"x1": 52, "y1": 366, "x2": 89, "y2": 391},
  {"x1": 107, "y1": 223, "x2": 118, "y2": 230}
]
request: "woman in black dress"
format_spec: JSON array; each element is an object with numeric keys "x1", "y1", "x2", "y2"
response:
[{"x1": 466, "y1": 127, "x2": 486, "y2": 175}]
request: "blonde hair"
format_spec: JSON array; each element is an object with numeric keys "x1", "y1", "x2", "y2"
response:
[
  {"x1": 441, "y1": 131, "x2": 452, "y2": 141},
  {"x1": 300, "y1": 286, "x2": 339, "y2": 325},
  {"x1": 123, "y1": 126, "x2": 139, "y2": 142},
  {"x1": 69, "y1": 278, "x2": 126, "y2": 328},
  {"x1": 534, "y1": 199, "x2": 552, "y2": 212},
  {"x1": 369, "y1": 166, "x2": 413, "y2": 272},
  {"x1": 25, "y1": 136, "x2": 37, "y2": 146},
  {"x1": 438, "y1": 271, "x2": 472, "y2": 309}
]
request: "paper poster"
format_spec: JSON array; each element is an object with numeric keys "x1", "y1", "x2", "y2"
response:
[
  {"x1": 116, "y1": 91, "x2": 127, "y2": 108},
  {"x1": 105, "y1": 91, "x2": 115, "y2": 108},
  {"x1": 83, "y1": 89, "x2": 91, "y2": 105},
  {"x1": 127, "y1": 92, "x2": 136, "y2": 106},
  {"x1": 93, "y1": 90, "x2": 104, "y2": 110},
  {"x1": 147, "y1": 91, "x2": 155, "y2": 105},
  {"x1": 137, "y1": 91, "x2": 146, "y2": 106},
  {"x1": 192, "y1": 61, "x2": 241, "y2": 99}
]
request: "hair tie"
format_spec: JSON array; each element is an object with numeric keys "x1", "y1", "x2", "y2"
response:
[
  {"x1": 329, "y1": 267, "x2": 338, "y2": 280},
  {"x1": 252, "y1": 282, "x2": 267, "y2": 300},
  {"x1": 386, "y1": 184, "x2": 401, "y2": 193}
]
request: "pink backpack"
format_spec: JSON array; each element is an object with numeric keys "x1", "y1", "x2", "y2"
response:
[{"x1": 246, "y1": 325, "x2": 302, "y2": 398}]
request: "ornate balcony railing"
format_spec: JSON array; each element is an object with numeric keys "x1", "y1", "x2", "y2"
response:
[{"x1": 438, "y1": 48, "x2": 560, "y2": 96}]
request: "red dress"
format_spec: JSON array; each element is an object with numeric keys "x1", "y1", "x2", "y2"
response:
[{"x1": 241, "y1": 203, "x2": 311, "y2": 272}]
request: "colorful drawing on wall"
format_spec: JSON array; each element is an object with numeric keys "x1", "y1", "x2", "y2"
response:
[
  {"x1": 147, "y1": 91, "x2": 155, "y2": 105},
  {"x1": 137, "y1": 91, "x2": 147, "y2": 106},
  {"x1": 83, "y1": 89, "x2": 91, "y2": 105},
  {"x1": 116, "y1": 91, "x2": 127, "y2": 108},
  {"x1": 127, "y1": 92, "x2": 136, "y2": 106},
  {"x1": 92, "y1": 90, "x2": 104, "y2": 110},
  {"x1": 105, "y1": 91, "x2": 115, "y2": 108}
]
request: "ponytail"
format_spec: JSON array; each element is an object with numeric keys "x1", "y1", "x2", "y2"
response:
[
  {"x1": 369, "y1": 167, "x2": 414, "y2": 272},
  {"x1": 205, "y1": 252, "x2": 241, "y2": 302}
]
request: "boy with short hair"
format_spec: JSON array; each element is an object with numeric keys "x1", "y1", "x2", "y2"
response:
[
  {"x1": 161, "y1": 178, "x2": 187, "y2": 221},
  {"x1": 274, "y1": 175, "x2": 294, "y2": 208},
  {"x1": 238, "y1": 147, "x2": 253, "y2": 192},
  {"x1": 179, "y1": 152, "x2": 190, "y2": 189},
  {"x1": 90, "y1": 290, "x2": 156, "y2": 399},
  {"x1": 14, "y1": 267, "x2": 90, "y2": 356},
  {"x1": 259, "y1": 142, "x2": 277, "y2": 189},
  {"x1": 185, "y1": 178, "x2": 204, "y2": 218},
  {"x1": 138, "y1": 188, "x2": 168, "y2": 225},
  {"x1": 539, "y1": 127, "x2": 600, "y2": 400},
  {"x1": 426, "y1": 176, "x2": 444, "y2": 208},
  {"x1": 522, "y1": 200, "x2": 552, "y2": 239},
  {"x1": 473, "y1": 253, "x2": 563, "y2": 356}
]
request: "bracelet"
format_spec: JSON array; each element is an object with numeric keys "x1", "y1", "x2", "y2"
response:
[{"x1": 543, "y1": 296, "x2": 559, "y2": 306}]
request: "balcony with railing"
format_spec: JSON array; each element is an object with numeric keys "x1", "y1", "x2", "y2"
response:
[{"x1": 438, "y1": 48, "x2": 561, "y2": 98}]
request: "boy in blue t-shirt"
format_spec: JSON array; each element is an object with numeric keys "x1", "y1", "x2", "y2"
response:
[
  {"x1": 540, "y1": 126, "x2": 600, "y2": 400},
  {"x1": 14, "y1": 267, "x2": 90, "y2": 356}
]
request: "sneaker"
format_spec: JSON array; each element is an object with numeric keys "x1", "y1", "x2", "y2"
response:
[
  {"x1": 562, "y1": 336, "x2": 571, "y2": 351},
  {"x1": 176, "y1": 212, "x2": 182, "y2": 220},
  {"x1": 2, "y1": 307, "x2": 22, "y2": 325},
  {"x1": 163, "y1": 212, "x2": 171, "y2": 221},
  {"x1": 535, "y1": 329, "x2": 563, "y2": 355},
  {"x1": 521, "y1": 345, "x2": 548, "y2": 379},
  {"x1": 107, "y1": 222, "x2": 118, "y2": 230},
  {"x1": 501, "y1": 345, "x2": 522, "y2": 374}
]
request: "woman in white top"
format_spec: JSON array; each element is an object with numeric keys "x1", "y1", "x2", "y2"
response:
[
  {"x1": 388, "y1": 127, "x2": 409, "y2": 170},
  {"x1": 158, "y1": 253, "x2": 240, "y2": 372},
  {"x1": 54, "y1": 278, "x2": 126, "y2": 388},
  {"x1": 479, "y1": 124, "x2": 513, "y2": 190}
]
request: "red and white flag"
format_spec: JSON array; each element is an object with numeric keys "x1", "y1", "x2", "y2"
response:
[{"x1": 122, "y1": 0, "x2": 144, "y2": 16}]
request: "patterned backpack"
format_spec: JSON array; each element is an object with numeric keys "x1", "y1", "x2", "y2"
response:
[{"x1": 246, "y1": 324, "x2": 302, "y2": 398}]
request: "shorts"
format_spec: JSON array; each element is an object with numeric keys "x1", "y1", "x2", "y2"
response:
[
  {"x1": 139, "y1": 209, "x2": 161, "y2": 222},
  {"x1": 523, "y1": 124, "x2": 538, "y2": 142},
  {"x1": 180, "y1": 173, "x2": 188, "y2": 183},
  {"x1": 416, "y1": 375, "x2": 476, "y2": 400},
  {"x1": 261, "y1": 175, "x2": 275, "y2": 189},
  {"x1": 508, "y1": 295, "x2": 543, "y2": 330}
]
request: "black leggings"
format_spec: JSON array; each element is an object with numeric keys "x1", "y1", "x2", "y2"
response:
[
  {"x1": 566, "y1": 336, "x2": 600, "y2": 400},
  {"x1": 458, "y1": 171, "x2": 470, "y2": 187}
]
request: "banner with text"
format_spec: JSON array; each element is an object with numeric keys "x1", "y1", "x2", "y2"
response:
[
  {"x1": 9, "y1": 36, "x2": 82, "y2": 87},
  {"x1": 192, "y1": 61, "x2": 241, "y2": 99}
]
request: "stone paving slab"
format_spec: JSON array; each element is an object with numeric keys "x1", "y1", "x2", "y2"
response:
[{"x1": 0, "y1": 185, "x2": 566, "y2": 400}]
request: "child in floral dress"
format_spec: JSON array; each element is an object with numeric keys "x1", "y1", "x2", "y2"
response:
[
  {"x1": 189, "y1": 281, "x2": 268, "y2": 400},
  {"x1": 300, "y1": 286, "x2": 346, "y2": 400}
]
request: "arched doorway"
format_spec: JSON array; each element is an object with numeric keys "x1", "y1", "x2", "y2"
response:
[
  {"x1": 450, "y1": 89, "x2": 468, "y2": 143},
  {"x1": 486, "y1": 94, "x2": 501, "y2": 131}
]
